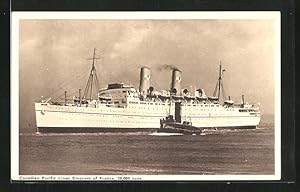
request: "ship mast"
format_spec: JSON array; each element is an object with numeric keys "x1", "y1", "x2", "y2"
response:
[
  {"x1": 83, "y1": 48, "x2": 100, "y2": 101},
  {"x1": 213, "y1": 61, "x2": 226, "y2": 101}
]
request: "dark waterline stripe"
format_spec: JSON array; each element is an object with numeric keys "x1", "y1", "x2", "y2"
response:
[
  {"x1": 37, "y1": 127, "x2": 158, "y2": 133},
  {"x1": 37, "y1": 126, "x2": 257, "y2": 133}
]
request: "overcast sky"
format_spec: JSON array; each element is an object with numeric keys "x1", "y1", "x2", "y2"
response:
[{"x1": 19, "y1": 19, "x2": 276, "y2": 130}]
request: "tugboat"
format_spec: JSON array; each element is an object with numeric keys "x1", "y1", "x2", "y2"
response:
[
  {"x1": 159, "y1": 115, "x2": 202, "y2": 135},
  {"x1": 158, "y1": 102, "x2": 203, "y2": 135}
]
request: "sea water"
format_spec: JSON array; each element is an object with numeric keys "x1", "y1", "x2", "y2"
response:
[{"x1": 19, "y1": 115, "x2": 274, "y2": 175}]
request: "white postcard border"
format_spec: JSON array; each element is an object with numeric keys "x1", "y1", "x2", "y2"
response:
[{"x1": 11, "y1": 11, "x2": 281, "y2": 181}]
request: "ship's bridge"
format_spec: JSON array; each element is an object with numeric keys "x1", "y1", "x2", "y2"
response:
[{"x1": 98, "y1": 83, "x2": 139, "y2": 106}]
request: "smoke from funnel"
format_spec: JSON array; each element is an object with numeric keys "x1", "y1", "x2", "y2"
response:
[{"x1": 157, "y1": 64, "x2": 181, "y2": 72}]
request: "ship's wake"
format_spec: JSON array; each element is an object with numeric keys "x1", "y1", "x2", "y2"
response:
[{"x1": 148, "y1": 132, "x2": 183, "y2": 136}]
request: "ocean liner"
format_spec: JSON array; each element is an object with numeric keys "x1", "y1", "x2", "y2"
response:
[{"x1": 35, "y1": 49, "x2": 261, "y2": 133}]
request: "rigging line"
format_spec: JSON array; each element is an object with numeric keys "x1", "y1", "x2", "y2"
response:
[
  {"x1": 51, "y1": 74, "x2": 90, "y2": 101},
  {"x1": 44, "y1": 55, "x2": 102, "y2": 100},
  {"x1": 53, "y1": 92, "x2": 65, "y2": 101},
  {"x1": 94, "y1": 66, "x2": 100, "y2": 87},
  {"x1": 44, "y1": 53, "x2": 101, "y2": 98},
  {"x1": 84, "y1": 74, "x2": 97, "y2": 99},
  {"x1": 53, "y1": 90, "x2": 72, "y2": 100},
  {"x1": 84, "y1": 72, "x2": 101, "y2": 99},
  {"x1": 89, "y1": 72, "x2": 94, "y2": 101},
  {"x1": 221, "y1": 81, "x2": 226, "y2": 101},
  {"x1": 80, "y1": 49, "x2": 102, "y2": 100},
  {"x1": 94, "y1": 73, "x2": 100, "y2": 91},
  {"x1": 83, "y1": 75, "x2": 92, "y2": 99},
  {"x1": 45, "y1": 74, "x2": 87, "y2": 98},
  {"x1": 54, "y1": 89, "x2": 79, "y2": 100},
  {"x1": 46, "y1": 80, "x2": 78, "y2": 99},
  {"x1": 68, "y1": 90, "x2": 79, "y2": 97},
  {"x1": 45, "y1": 71, "x2": 91, "y2": 99},
  {"x1": 46, "y1": 66, "x2": 88, "y2": 92},
  {"x1": 59, "y1": 68, "x2": 90, "y2": 86},
  {"x1": 213, "y1": 80, "x2": 219, "y2": 97},
  {"x1": 68, "y1": 71, "x2": 92, "y2": 89},
  {"x1": 57, "y1": 71, "x2": 89, "y2": 88}
]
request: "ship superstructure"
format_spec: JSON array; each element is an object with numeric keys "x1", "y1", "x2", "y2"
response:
[{"x1": 35, "y1": 50, "x2": 261, "y2": 133}]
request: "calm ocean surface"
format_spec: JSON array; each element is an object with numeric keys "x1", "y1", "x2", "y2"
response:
[{"x1": 19, "y1": 116, "x2": 274, "y2": 175}]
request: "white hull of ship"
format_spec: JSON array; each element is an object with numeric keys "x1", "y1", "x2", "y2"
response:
[{"x1": 35, "y1": 103, "x2": 261, "y2": 132}]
